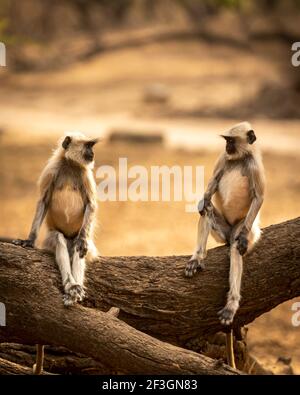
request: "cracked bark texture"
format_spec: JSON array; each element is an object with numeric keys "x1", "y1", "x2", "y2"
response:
[
  {"x1": 0, "y1": 217, "x2": 299, "y2": 373},
  {"x1": 0, "y1": 244, "x2": 238, "y2": 374}
]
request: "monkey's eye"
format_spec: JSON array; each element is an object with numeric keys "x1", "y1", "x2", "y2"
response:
[
  {"x1": 85, "y1": 139, "x2": 98, "y2": 149},
  {"x1": 85, "y1": 142, "x2": 94, "y2": 149},
  {"x1": 221, "y1": 135, "x2": 235, "y2": 144}
]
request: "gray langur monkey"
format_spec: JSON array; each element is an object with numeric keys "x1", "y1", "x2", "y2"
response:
[
  {"x1": 14, "y1": 132, "x2": 99, "y2": 305},
  {"x1": 185, "y1": 122, "x2": 265, "y2": 368},
  {"x1": 13, "y1": 132, "x2": 99, "y2": 374}
]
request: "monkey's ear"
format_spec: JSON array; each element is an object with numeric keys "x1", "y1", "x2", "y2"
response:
[
  {"x1": 62, "y1": 136, "x2": 72, "y2": 149},
  {"x1": 247, "y1": 130, "x2": 256, "y2": 144}
]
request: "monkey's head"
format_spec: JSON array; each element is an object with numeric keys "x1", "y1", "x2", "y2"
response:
[
  {"x1": 60, "y1": 132, "x2": 99, "y2": 167},
  {"x1": 221, "y1": 122, "x2": 257, "y2": 160}
]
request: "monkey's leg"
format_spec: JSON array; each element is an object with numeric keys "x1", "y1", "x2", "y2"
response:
[
  {"x1": 218, "y1": 240, "x2": 243, "y2": 326},
  {"x1": 33, "y1": 344, "x2": 44, "y2": 375},
  {"x1": 86, "y1": 238, "x2": 99, "y2": 262},
  {"x1": 219, "y1": 224, "x2": 257, "y2": 368},
  {"x1": 217, "y1": 241, "x2": 242, "y2": 369},
  {"x1": 185, "y1": 205, "x2": 230, "y2": 277},
  {"x1": 44, "y1": 231, "x2": 76, "y2": 306},
  {"x1": 187, "y1": 214, "x2": 210, "y2": 273},
  {"x1": 219, "y1": 222, "x2": 258, "y2": 322},
  {"x1": 71, "y1": 250, "x2": 86, "y2": 302}
]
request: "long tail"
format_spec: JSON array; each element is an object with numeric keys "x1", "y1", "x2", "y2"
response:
[
  {"x1": 226, "y1": 331, "x2": 236, "y2": 369},
  {"x1": 33, "y1": 344, "x2": 44, "y2": 375}
]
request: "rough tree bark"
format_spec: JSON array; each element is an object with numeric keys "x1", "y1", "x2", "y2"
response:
[
  {"x1": 84, "y1": 217, "x2": 299, "y2": 343},
  {"x1": 0, "y1": 343, "x2": 112, "y2": 375},
  {"x1": 0, "y1": 246, "x2": 237, "y2": 375},
  {"x1": 0, "y1": 357, "x2": 52, "y2": 375},
  {"x1": 0, "y1": 218, "x2": 299, "y2": 373}
]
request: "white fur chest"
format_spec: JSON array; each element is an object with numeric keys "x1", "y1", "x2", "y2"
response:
[{"x1": 214, "y1": 168, "x2": 251, "y2": 225}]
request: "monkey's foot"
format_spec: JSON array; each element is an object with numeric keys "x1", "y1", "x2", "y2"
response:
[
  {"x1": 218, "y1": 306, "x2": 236, "y2": 326},
  {"x1": 12, "y1": 239, "x2": 34, "y2": 248},
  {"x1": 185, "y1": 256, "x2": 205, "y2": 277},
  {"x1": 68, "y1": 284, "x2": 86, "y2": 302},
  {"x1": 62, "y1": 293, "x2": 76, "y2": 307}
]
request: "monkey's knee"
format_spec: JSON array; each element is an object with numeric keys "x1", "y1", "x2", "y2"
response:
[
  {"x1": 42, "y1": 230, "x2": 59, "y2": 252},
  {"x1": 57, "y1": 232, "x2": 67, "y2": 247},
  {"x1": 211, "y1": 229, "x2": 228, "y2": 244},
  {"x1": 231, "y1": 225, "x2": 248, "y2": 256},
  {"x1": 246, "y1": 226, "x2": 260, "y2": 253},
  {"x1": 86, "y1": 240, "x2": 99, "y2": 262}
]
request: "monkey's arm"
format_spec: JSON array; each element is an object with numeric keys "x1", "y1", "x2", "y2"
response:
[
  {"x1": 75, "y1": 200, "x2": 96, "y2": 258},
  {"x1": 199, "y1": 156, "x2": 225, "y2": 215},
  {"x1": 236, "y1": 161, "x2": 265, "y2": 254},
  {"x1": 243, "y1": 195, "x2": 264, "y2": 233},
  {"x1": 244, "y1": 160, "x2": 265, "y2": 233},
  {"x1": 13, "y1": 175, "x2": 54, "y2": 248}
]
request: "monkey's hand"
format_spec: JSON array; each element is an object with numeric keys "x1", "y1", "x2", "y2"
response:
[
  {"x1": 198, "y1": 196, "x2": 211, "y2": 216},
  {"x1": 185, "y1": 252, "x2": 206, "y2": 277},
  {"x1": 12, "y1": 238, "x2": 35, "y2": 248},
  {"x1": 75, "y1": 236, "x2": 88, "y2": 258},
  {"x1": 235, "y1": 231, "x2": 248, "y2": 256}
]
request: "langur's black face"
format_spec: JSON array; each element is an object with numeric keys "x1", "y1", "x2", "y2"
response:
[
  {"x1": 222, "y1": 136, "x2": 236, "y2": 155},
  {"x1": 62, "y1": 136, "x2": 99, "y2": 165},
  {"x1": 221, "y1": 130, "x2": 257, "y2": 156},
  {"x1": 83, "y1": 140, "x2": 98, "y2": 162}
]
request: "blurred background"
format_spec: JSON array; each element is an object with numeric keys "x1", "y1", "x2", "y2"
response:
[{"x1": 0, "y1": 0, "x2": 299, "y2": 374}]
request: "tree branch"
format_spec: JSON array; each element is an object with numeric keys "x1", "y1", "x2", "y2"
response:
[
  {"x1": 86, "y1": 217, "x2": 299, "y2": 342},
  {"x1": 0, "y1": 245, "x2": 237, "y2": 374},
  {"x1": 0, "y1": 217, "x2": 299, "y2": 373}
]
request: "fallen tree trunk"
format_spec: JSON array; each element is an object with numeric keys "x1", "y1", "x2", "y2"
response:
[
  {"x1": 0, "y1": 249, "x2": 237, "y2": 375},
  {"x1": 1, "y1": 218, "x2": 300, "y2": 341},
  {"x1": 0, "y1": 218, "x2": 299, "y2": 372}
]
